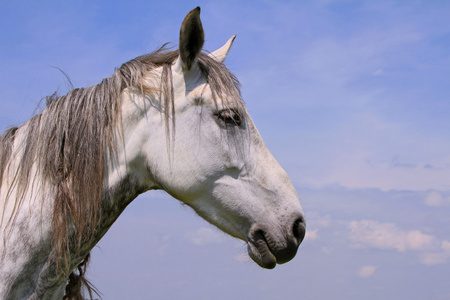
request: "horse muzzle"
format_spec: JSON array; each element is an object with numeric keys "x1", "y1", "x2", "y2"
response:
[{"x1": 247, "y1": 215, "x2": 306, "y2": 269}]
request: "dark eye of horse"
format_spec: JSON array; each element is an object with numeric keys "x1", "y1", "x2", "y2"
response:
[{"x1": 215, "y1": 108, "x2": 242, "y2": 126}]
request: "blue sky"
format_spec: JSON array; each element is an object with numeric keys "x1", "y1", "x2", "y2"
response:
[{"x1": 1, "y1": 0, "x2": 450, "y2": 299}]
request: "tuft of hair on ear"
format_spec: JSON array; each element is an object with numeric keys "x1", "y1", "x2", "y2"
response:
[{"x1": 179, "y1": 7, "x2": 205, "y2": 70}]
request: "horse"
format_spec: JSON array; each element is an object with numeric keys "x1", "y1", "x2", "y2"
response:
[{"x1": 0, "y1": 7, "x2": 305, "y2": 299}]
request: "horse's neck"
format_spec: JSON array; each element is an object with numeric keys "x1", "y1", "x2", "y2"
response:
[
  {"x1": 0, "y1": 125, "x2": 57, "y2": 298},
  {"x1": 99, "y1": 173, "x2": 149, "y2": 237},
  {"x1": 98, "y1": 118, "x2": 157, "y2": 237},
  {"x1": 0, "y1": 115, "x2": 152, "y2": 298}
]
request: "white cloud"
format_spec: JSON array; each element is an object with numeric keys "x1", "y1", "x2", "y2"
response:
[
  {"x1": 420, "y1": 240, "x2": 450, "y2": 266},
  {"x1": 349, "y1": 220, "x2": 435, "y2": 252},
  {"x1": 321, "y1": 247, "x2": 332, "y2": 254},
  {"x1": 234, "y1": 253, "x2": 251, "y2": 263},
  {"x1": 425, "y1": 191, "x2": 450, "y2": 207},
  {"x1": 184, "y1": 227, "x2": 225, "y2": 246},
  {"x1": 442, "y1": 240, "x2": 450, "y2": 252},
  {"x1": 305, "y1": 229, "x2": 319, "y2": 241},
  {"x1": 349, "y1": 220, "x2": 450, "y2": 266},
  {"x1": 358, "y1": 265, "x2": 377, "y2": 278},
  {"x1": 348, "y1": 220, "x2": 450, "y2": 266},
  {"x1": 301, "y1": 212, "x2": 332, "y2": 230},
  {"x1": 316, "y1": 215, "x2": 332, "y2": 228},
  {"x1": 420, "y1": 252, "x2": 448, "y2": 266}
]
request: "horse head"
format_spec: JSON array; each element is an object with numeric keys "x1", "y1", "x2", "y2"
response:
[{"x1": 117, "y1": 7, "x2": 305, "y2": 268}]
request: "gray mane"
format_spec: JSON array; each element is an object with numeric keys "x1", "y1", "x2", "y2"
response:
[{"x1": 0, "y1": 46, "x2": 243, "y2": 275}]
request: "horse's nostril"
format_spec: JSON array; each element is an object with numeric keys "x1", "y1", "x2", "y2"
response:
[{"x1": 292, "y1": 216, "x2": 306, "y2": 244}]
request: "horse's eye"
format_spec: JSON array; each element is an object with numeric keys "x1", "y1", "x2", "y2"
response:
[{"x1": 215, "y1": 108, "x2": 242, "y2": 126}]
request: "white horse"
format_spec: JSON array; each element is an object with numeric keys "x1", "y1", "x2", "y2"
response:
[{"x1": 0, "y1": 7, "x2": 305, "y2": 299}]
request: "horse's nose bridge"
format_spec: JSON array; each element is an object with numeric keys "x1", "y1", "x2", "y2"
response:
[
  {"x1": 252, "y1": 144, "x2": 298, "y2": 197},
  {"x1": 246, "y1": 131, "x2": 305, "y2": 246},
  {"x1": 249, "y1": 152, "x2": 304, "y2": 222},
  {"x1": 254, "y1": 163, "x2": 303, "y2": 218}
]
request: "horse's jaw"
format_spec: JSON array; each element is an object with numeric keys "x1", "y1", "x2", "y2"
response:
[{"x1": 182, "y1": 175, "x2": 306, "y2": 269}]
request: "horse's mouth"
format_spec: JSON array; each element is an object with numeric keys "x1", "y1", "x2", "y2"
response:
[
  {"x1": 247, "y1": 223, "x2": 305, "y2": 269},
  {"x1": 246, "y1": 229, "x2": 301, "y2": 269},
  {"x1": 247, "y1": 234, "x2": 278, "y2": 269}
]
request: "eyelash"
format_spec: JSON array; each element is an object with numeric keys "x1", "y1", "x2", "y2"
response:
[{"x1": 215, "y1": 108, "x2": 243, "y2": 126}]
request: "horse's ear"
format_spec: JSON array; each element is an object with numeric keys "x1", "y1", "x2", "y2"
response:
[
  {"x1": 178, "y1": 7, "x2": 204, "y2": 71},
  {"x1": 208, "y1": 35, "x2": 236, "y2": 63}
]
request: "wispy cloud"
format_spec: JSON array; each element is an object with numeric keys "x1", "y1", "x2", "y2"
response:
[
  {"x1": 184, "y1": 227, "x2": 225, "y2": 246},
  {"x1": 358, "y1": 265, "x2": 377, "y2": 278},
  {"x1": 305, "y1": 229, "x2": 319, "y2": 241},
  {"x1": 234, "y1": 253, "x2": 251, "y2": 263},
  {"x1": 349, "y1": 220, "x2": 436, "y2": 252},
  {"x1": 420, "y1": 240, "x2": 450, "y2": 266},
  {"x1": 424, "y1": 191, "x2": 450, "y2": 207},
  {"x1": 348, "y1": 219, "x2": 450, "y2": 266}
]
